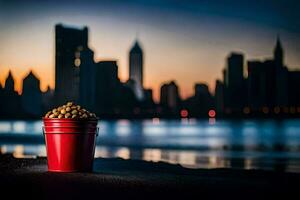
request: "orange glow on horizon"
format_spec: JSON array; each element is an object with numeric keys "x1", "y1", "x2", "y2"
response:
[
  {"x1": 0, "y1": 67, "x2": 54, "y2": 94},
  {"x1": 0, "y1": 63, "x2": 216, "y2": 101},
  {"x1": 1, "y1": 20, "x2": 299, "y2": 102}
]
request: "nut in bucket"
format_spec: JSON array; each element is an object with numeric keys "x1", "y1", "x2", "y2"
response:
[{"x1": 43, "y1": 102, "x2": 98, "y2": 172}]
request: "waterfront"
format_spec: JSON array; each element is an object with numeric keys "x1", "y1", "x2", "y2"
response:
[{"x1": 0, "y1": 119, "x2": 300, "y2": 172}]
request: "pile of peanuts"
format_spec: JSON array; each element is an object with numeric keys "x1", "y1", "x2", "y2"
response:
[{"x1": 44, "y1": 102, "x2": 97, "y2": 119}]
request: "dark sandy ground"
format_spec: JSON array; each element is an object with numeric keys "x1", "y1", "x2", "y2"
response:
[{"x1": 0, "y1": 154, "x2": 299, "y2": 200}]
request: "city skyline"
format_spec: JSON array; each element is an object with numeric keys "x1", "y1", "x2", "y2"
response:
[
  {"x1": 0, "y1": 23, "x2": 299, "y2": 119},
  {"x1": 1, "y1": 0, "x2": 300, "y2": 101},
  {"x1": 0, "y1": 30, "x2": 299, "y2": 103}
]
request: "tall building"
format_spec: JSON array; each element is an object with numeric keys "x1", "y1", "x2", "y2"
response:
[
  {"x1": 224, "y1": 53, "x2": 246, "y2": 111},
  {"x1": 1, "y1": 71, "x2": 21, "y2": 118},
  {"x1": 55, "y1": 24, "x2": 88, "y2": 105},
  {"x1": 129, "y1": 40, "x2": 144, "y2": 100},
  {"x1": 78, "y1": 47, "x2": 96, "y2": 111},
  {"x1": 274, "y1": 36, "x2": 283, "y2": 68},
  {"x1": 42, "y1": 86, "x2": 54, "y2": 113},
  {"x1": 4, "y1": 70, "x2": 15, "y2": 92},
  {"x1": 263, "y1": 60, "x2": 277, "y2": 107},
  {"x1": 215, "y1": 80, "x2": 224, "y2": 113},
  {"x1": 21, "y1": 71, "x2": 42, "y2": 117},
  {"x1": 274, "y1": 37, "x2": 288, "y2": 106},
  {"x1": 248, "y1": 37, "x2": 289, "y2": 110},
  {"x1": 247, "y1": 37, "x2": 288, "y2": 111},
  {"x1": 288, "y1": 71, "x2": 300, "y2": 107},
  {"x1": 247, "y1": 61, "x2": 265, "y2": 110},
  {"x1": 225, "y1": 53, "x2": 244, "y2": 88},
  {"x1": 95, "y1": 61, "x2": 119, "y2": 114},
  {"x1": 247, "y1": 59, "x2": 277, "y2": 110},
  {"x1": 160, "y1": 81, "x2": 180, "y2": 111}
]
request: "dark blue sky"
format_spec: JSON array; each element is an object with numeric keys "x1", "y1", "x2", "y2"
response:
[{"x1": 1, "y1": 0, "x2": 299, "y2": 33}]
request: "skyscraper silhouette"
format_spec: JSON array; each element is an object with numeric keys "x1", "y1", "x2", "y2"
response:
[
  {"x1": 214, "y1": 80, "x2": 224, "y2": 113},
  {"x1": 225, "y1": 53, "x2": 244, "y2": 88},
  {"x1": 129, "y1": 40, "x2": 144, "y2": 100},
  {"x1": 95, "y1": 61, "x2": 119, "y2": 114},
  {"x1": 55, "y1": 24, "x2": 88, "y2": 105},
  {"x1": 247, "y1": 60, "x2": 266, "y2": 110},
  {"x1": 274, "y1": 37, "x2": 288, "y2": 106},
  {"x1": 4, "y1": 70, "x2": 15, "y2": 92},
  {"x1": 21, "y1": 71, "x2": 42, "y2": 117},
  {"x1": 224, "y1": 53, "x2": 246, "y2": 112},
  {"x1": 247, "y1": 37, "x2": 291, "y2": 112},
  {"x1": 160, "y1": 81, "x2": 180, "y2": 111},
  {"x1": 78, "y1": 47, "x2": 96, "y2": 111},
  {"x1": 274, "y1": 36, "x2": 283, "y2": 68},
  {"x1": 1, "y1": 71, "x2": 21, "y2": 118},
  {"x1": 288, "y1": 71, "x2": 300, "y2": 107}
]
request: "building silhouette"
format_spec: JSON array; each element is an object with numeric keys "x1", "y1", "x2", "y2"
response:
[
  {"x1": 274, "y1": 37, "x2": 288, "y2": 107},
  {"x1": 21, "y1": 71, "x2": 42, "y2": 117},
  {"x1": 0, "y1": 71, "x2": 22, "y2": 118},
  {"x1": 1, "y1": 24, "x2": 299, "y2": 119},
  {"x1": 129, "y1": 40, "x2": 144, "y2": 100},
  {"x1": 247, "y1": 37, "x2": 286, "y2": 112},
  {"x1": 288, "y1": 71, "x2": 300, "y2": 108},
  {"x1": 224, "y1": 53, "x2": 246, "y2": 112},
  {"x1": 183, "y1": 83, "x2": 213, "y2": 117},
  {"x1": 215, "y1": 80, "x2": 224, "y2": 113},
  {"x1": 212, "y1": 36, "x2": 300, "y2": 117},
  {"x1": 274, "y1": 37, "x2": 283, "y2": 68},
  {"x1": 247, "y1": 60, "x2": 266, "y2": 110},
  {"x1": 55, "y1": 24, "x2": 88, "y2": 105},
  {"x1": 225, "y1": 53, "x2": 244, "y2": 88},
  {"x1": 95, "y1": 61, "x2": 119, "y2": 114},
  {"x1": 160, "y1": 81, "x2": 181, "y2": 113},
  {"x1": 143, "y1": 88, "x2": 154, "y2": 106},
  {"x1": 4, "y1": 70, "x2": 15, "y2": 92},
  {"x1": 78, "y1": 47, "x2": 96, "y2": 111},
  {"x1": 42, "y1": 86, "x2": 54, "y2": 113},
  {"x1": 248, "y1": 59, "x2": 278, "y2": 111}
]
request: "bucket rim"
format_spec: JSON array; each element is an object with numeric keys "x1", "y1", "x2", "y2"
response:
[
  {"x1": 43, "y1": 125, "x2": 98, "y2": 128},
  {"x1": 44, "y1": 132, "x2": 98, "y2": 135},
  {"x1": 43, "y1": 117, "x2": 99, "y2": 122}
]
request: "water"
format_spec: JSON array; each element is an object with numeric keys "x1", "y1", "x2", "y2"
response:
[{"x1": 0, "y1": 119, "x2": 300, "y2": 172}]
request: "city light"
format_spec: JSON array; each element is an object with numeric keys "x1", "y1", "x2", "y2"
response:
[
  {"x1": 74, "y1": 58, "x2": 81, "y2": 67},
  {"x1": 180, "y1": 109, "x2": 189, "y2": 118},
  {"x1": 208, "y1": 109, "x2": 216, "y2": 118}
]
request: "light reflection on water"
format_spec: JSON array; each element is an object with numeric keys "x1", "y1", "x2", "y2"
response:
[
  {"x1": 0, "y1": 119, "x2": 300, "y2": 172},
  {"x1": 1, "y1": 144, "x2": 300, "y2": 173}
]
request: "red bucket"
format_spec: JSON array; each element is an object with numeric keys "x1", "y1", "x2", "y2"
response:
[{"x1": 43, "y1": 118, "x2": 98, "y2": 172}]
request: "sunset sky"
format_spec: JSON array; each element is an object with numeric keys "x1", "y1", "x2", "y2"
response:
[{"x1": 0, "y1": 0, "x2": 300, "y2": 102}]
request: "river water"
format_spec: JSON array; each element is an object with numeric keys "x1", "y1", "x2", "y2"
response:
[{"x1": 0, "y1": 119, "x2": 300, "y2": 172}]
